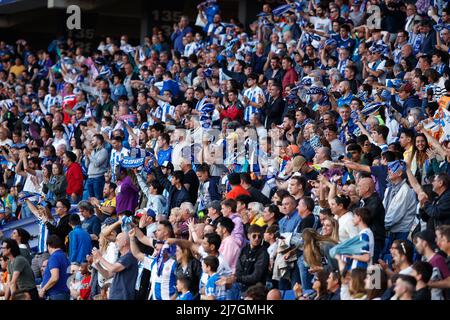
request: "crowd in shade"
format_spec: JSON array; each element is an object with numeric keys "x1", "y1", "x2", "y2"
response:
[{"x1": 1, "y1": 0, "x2": 450, "y2": 301}]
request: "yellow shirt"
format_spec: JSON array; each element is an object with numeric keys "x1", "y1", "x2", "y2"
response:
[
  {"x1": 403, "y1": 146, "x2": 413, "y2": 163},
  {"x1": 101, "y1": 197, "x2": 116, "y2": 217},
  {"x1": 9, "y1": 65, "x2": 25, "y2": 77}
]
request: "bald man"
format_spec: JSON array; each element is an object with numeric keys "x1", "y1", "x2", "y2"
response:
[
  {"x1": 358, "y1": 177, "x2": 386, "y2": 263},
  {"x1": 267, "y1": 289, "x2": 282, "y2": 300}
]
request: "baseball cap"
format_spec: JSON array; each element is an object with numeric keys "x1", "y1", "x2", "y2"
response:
[
  {"x1": 206, "y1": 200, "x2": 222, "y2": 213},
  {"x1": 135, "y1": 208, "x2": 156, "y2": 218},
  {"x1": 287, "y1": 144, "x2": 300, "y2": 155},
  {"x1": 292, "y1": 156, "x2": 307, "y2": 172}
]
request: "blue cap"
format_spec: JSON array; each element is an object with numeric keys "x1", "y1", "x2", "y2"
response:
[
  {"x1": 387, "y1": 160, "x2": 406, "y2": 173},
  {"x1": 146, "y1": 208, "x2": 156, "y2": 218}
]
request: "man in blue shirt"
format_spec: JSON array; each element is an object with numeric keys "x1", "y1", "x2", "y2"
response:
[
  {"x1": 279, "y1": 195, "x2": 302, "y2": 233},
  {"x1": 332, "y1": 24, "x2": 356, "y2": 53},
  {"x1": 77, "y1": 201, "x2": 101, "y2": 246},
  {"x1": 68, "y1": 214, "x2": 92, "y2": 266},
  {"x1": 157, "y1": 133, "x2": 173, "y2": 166},
  {"x1": 171, "y1": 16, "x2": 193, "y2": 54},
  {"x1": 39, "y1": 235, "x2": 70, "y2": 300}
]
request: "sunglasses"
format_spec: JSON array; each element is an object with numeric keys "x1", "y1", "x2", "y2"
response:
[{"x1": 251, "y1": 234, "x2": 262, "y2": 239}]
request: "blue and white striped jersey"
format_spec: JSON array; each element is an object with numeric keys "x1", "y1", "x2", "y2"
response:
[
  {"x1": 157, "y1": 101, "x2": 175, "y2": 123},
  {"x1": 38, "y1": 219, "x2": 55, "y2": 254},
  {"x1": 43, "y1": 94, "x2": 62, "y2": 113},
  {"x1": 143, "y1": 255, "x2": 177, "y2": 300},
  {"x1": 350, "y1": 228, "x2": 374, "y2": 270},
  {"x1": 243, "y1": 86, "x2": 265, "y2": 123},
  {"x1": 110, "y1": 147, "x2": 130, "y2": 183}
]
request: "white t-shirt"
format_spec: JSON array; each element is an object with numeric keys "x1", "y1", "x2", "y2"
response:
[
  {"x1": 0, "y1": 138, "x2": 12, "y2": 147},
  {"x1": 23, "y1": 170, "x2": 44, "y2": 194},
  {"x1": 309, "y1": 16, "x2": 332, "y2": 33},
  {"x1": 97, "y1": 242, "x2": 119, "y2": 287},
  {"x1": 336, "y1": 211, "x2": 359, "y2": 243},
  {"x1": 52, "y1": 137, "x2": 68, "y2": 150}
]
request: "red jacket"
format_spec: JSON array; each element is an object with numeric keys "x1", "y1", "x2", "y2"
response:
[
  {"x1": 282, "y1": 68, "x2": 298, "y2": 97},
  {"x1": 66, "y1": 162, "x2": 84, "y2": 196},
  {"x1": 220, "y1": 104, "x2": 244, "y2": 122}
]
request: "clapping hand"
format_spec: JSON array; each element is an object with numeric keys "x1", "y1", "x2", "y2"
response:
[{"x1": 418, "y1": 191, "x2": 429, "y2": 204}]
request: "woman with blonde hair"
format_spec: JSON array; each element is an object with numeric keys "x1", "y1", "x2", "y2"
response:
[
  {"x1": 302, "y1": 228, "x2": 339, "y2": 274},
  {"x1": 91, "y1": 218, "x2": 120, "y2": 299},
  {"x1": 320, "y1": 216, "x2": 339, "y2": 242},
  {"x1": 340, "y1": 268, "x2": 368, "y2": 300}
]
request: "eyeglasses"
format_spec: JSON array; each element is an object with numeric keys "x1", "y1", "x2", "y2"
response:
[{"x1": 251, "y1": 234, "x2": 262, "y2": 239}]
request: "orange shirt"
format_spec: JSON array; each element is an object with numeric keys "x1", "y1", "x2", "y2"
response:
[{"x1": 226, "y1": 185, "x2": 250, "y2": 200}]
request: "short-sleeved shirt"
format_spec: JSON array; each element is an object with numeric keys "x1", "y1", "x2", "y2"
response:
[
  {"x1": 82, "y1": 215, "x2": 102, "y2": 236},
  {"x1": 41, "y1": 249, "x2": 70, "y2": 296},
  {"x1": 143, "y1": 255, "x2": 177, "y2": 300},
  {"x1": 176, "y1": 291, "x2": 194, "y2": 300},
  {"x1": 205, "y1": 272, "x2": 226, "y2": 300},
  {"x1": 109, "y1": 251, "x2": 139, "y2": 300},
  {"x1": 8, "y1": 256, "x2": 36, "y2": 292},
  {"x1": 157, "y1": 147, "x2": 173, "y2": 166}
]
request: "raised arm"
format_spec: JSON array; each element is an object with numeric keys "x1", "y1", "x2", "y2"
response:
[{"x1": 129, "y1": 228, "x2": 145, "y2": 262}]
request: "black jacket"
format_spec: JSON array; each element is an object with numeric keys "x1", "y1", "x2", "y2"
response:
[
  {"x1": 247, "y1": 186, "x2": 270, "y2": 205},
  {"x1": 45, "y1": 214, "x2": 72, "y2": 251},
  {"x1": 154, "y1": 167, "x2": 191, "y2": 214},
  {"x1": 235, "y1": 244, "x2": 269, "y2": 292},
  {"x1": 361, "y1": 193, "x2": 386, "y2": 243},
  {"x1": 263, "y1": 96, "x2": 285, "y2": 129},
  {"x1": 421, "y1": 189, "x2": 450, "y2": 233},
  {"x1": 175, "y1": 258, "x2": 202, "y2": 297}
]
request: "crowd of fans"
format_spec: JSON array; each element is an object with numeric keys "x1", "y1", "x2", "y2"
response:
[{"x1": 0, "y1": 0, "x2": 450, "y2": 301}]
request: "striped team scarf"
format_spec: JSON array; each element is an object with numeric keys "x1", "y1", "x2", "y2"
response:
[
  {"x1": 18, "y1": 191, "x2": 44, "y2": 205},
  {"x1": 156, "y1": 243, "x2": 177, "y2": 276}
]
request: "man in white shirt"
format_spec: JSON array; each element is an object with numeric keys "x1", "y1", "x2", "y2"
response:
[
  {"x1": 308, "y1": 6, "x2": 332, "y2": 33},
  {"x1": 0, "y1": 127, "x2": 12, "y2": 147}
]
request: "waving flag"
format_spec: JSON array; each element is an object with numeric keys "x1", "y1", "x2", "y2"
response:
[
  {"x1": 272, "y1": 3, "x2": 296, "y2": 16},
  {"x1": 330, "y1": 235, "x2": 369, "y2": 257},
  {"x1": 423, "y1": 106, "x2": 450, "y2": 142}
]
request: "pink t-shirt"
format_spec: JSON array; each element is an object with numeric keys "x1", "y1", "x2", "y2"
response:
[{"x1": 219, "y1": 235, "x2": 241, "y2": 274}]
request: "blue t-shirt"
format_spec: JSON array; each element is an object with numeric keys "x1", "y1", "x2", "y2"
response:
[
  {"x1": 176, "y1": 291, "x2": 194, "y2": 300},
  {"x1": 205, "y1": 273, "x2": 226, "y2": 300},
  {"x1": 109, "y1": 252, "x2": 139, "y2": 300},
  {"x1": 42, "y1": 249, "x2": 70, "y2": 296},
  {"x1": 157, "y1": 147, "x2": 173, "y2": 166}
]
